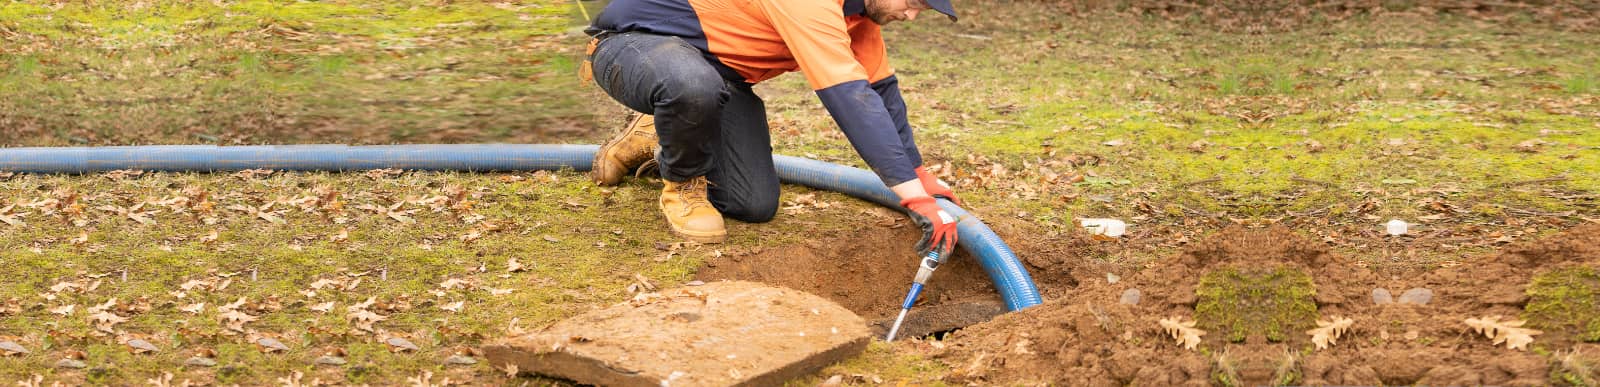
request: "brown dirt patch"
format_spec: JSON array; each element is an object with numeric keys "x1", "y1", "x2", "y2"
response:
[
  {"x1": 922, "y1": 224, "x2": 1600, "y2": 386},
  {"x1": 694, "y1": 222, "x2": 1006, "y2": 322}
]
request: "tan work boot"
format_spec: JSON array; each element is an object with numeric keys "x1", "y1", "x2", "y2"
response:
[
  {"x1": 591, "y1": 114, "x2": 659, "y2": 186},
  {"x1": 659, "y1": 176, "x2": 726, "y2": 243}
]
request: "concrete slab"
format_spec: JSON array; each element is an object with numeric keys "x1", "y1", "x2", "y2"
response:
[{"x1": 483, "y1": 281, "x2": 870, "y2": 386}]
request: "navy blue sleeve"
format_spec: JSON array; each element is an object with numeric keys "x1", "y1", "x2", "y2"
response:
[
  {"x1": 816, "y1": 79, "x2": 919, "y2": 186},
  {"x1": 870, "y1": 75, "x2": 924, "y2": 168}
]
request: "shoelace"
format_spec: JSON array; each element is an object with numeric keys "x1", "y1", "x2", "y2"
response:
[{"x1": 677, "y1": 178, "x2": 713, "y2": 213}]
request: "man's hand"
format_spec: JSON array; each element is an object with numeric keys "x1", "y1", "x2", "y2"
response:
[
  {"x1": 915, "y1": 166, "x2": 961, "y2": 205},
  {"x1": 901, "y1": 196, "x2": 957, "y2": 257}
]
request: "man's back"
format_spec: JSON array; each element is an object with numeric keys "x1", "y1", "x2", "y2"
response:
[{"x1": 591, "y1": 0, "x2": 893, "y2": 87}]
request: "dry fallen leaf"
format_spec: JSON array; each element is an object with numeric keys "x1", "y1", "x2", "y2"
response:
[
  {"x1": 49, "y1": 304, "x2": 75, "y2": 316},
  {"x1": 179, "y1": 303, "x2": 205, "y2": 315},
  {"x1": 384, "y1": 336, "x2": 420, "y2": 353},
  {"x1": 506, "y1": 257, "x2": 527, "y2": 273},
  {"x1": 1464, "y1": 315, "x2": 1542, "y2": 350},
  {"x1": 90, "y1": 310, "x2": 128, "y2": 332},
  {"x1": 1159, "y1": 317, "x2": 1205, "y2": 350},
  {"x1": 219, "y1": 310, "x2": 258, "y2": 332},
  {"x1": 439, "y1": 278, "x2": 471, "y2": 290},
  {"x1": 309, "y1": 301, "x2": 335, "y2": 313},
  {"x1": 440, "y1": 301, "x2": 464, "y2": 313},
  {"x1": 489, "y1": 288, "x2": 514, "y2": 296},
  {"x1": 1306, "y1": 316, "x2": 1354, "y2": 350}
]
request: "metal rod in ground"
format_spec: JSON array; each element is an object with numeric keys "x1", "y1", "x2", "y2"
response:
[
  {"x1": 885, "y1": 282, "x2": 925, "y2": 342},
  {"x1": 886, "y1": 308, "x2": 911, "y2": 342}
]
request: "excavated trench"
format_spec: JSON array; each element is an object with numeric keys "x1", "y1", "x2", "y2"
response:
[
  {"x1": 700, "y1": 221, "x2": 1600, "y2": 386},
  {"x1": 694, "y1": 221, "x2": 1022, "y2": 340}
]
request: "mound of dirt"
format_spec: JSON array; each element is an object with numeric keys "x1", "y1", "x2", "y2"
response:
[{"x1": 927, "y1": 224, "x2": 1600, "y2": 386}]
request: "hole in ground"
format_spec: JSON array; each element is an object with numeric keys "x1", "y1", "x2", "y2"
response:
[{"x1": 694, "y1": 222, "x2": 1009, "y2": 324}]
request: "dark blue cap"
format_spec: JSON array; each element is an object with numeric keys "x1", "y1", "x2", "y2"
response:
[{"x1": 925, "y1": 0, "x2": 958, "y2": 21}]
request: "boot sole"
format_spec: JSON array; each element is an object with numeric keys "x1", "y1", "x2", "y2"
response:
[{"x1": 668, "y1": 225, "x2": 727, "y2": 244}]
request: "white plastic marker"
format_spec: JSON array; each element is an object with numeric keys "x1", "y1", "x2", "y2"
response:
[
  {"x1": 1080, "y1": 218, "x2": 1127, "y2": 240},
  {"x1": 1386, "y1": 219, "x2": 1409, "y2": 236},
  {"x1": 885, "y1": 250, "x2": 943, "y2": 342}
]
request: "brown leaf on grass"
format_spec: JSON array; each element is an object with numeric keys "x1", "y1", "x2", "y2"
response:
[
  {"x1": 101, "y1": 169, "x2": 145, "y2": 181},
  {"x1": 308, "y1": 278, "x2": 341, "y2": 291},
  {"x1": 231, "y1": 169, "x2": 275, "y2": 180},
  {"x1": 125, "y1": 338, "x2": 159, "y2": 354},
  {"x1": 226, "y1": 202, "x2": 286, "y2": 224},
  {"x1": 489, "y1": 288, "x2": 514, "y2": 296},
  {"x1": 364, "y1": 168, "x2": 403, "y2": 179},
  {"x1": 1307, "y1": 316, "x2": 1354, "y2": 350},
  {"x1": 506, "y1": 257, "x2": 527, "y2": 273},
  {"x1": 49, "y1": 280, "x2": 83, "y2": 294},
  {"x1": 179, "y1": 303, "x2": 205, "y2": 315},
  {"x1": 310, "y1": 301, "x2": 335, "y2": 313},
  {"x1": 89, "y1": 310, "x2": 127, "y2": 333},
  {"x1": 254, "y1": 336, "x2": 290, "y2": 353},
  {"x1": 439, "y1": 278, "x2": 473, "y2": 290},
  {"x1": 347, "y1": 309, "x2": 387, "y2": 333},
  {"x1": 219, "y1": 310, "x2": 258, "y2": 332},
  {"x1": 98, "y1": 203, "x2": 156, "y2": 225},
  {"x1": 1159, "y1": 317, "x2": 1205, "y2": 350},
  {"x1": 0, "y1": 204, "x2": 24, "y2": 226},
  {"x1": 1465, "y1": 315, "x2": 1542, "y2": 350},
  {"x1": 1515, "y1": 139, "x2": 1547, "y2": 153},
  {"x1": 49, "y1": 304, "x2": 75, "y2": 316},
  {"x1": 440, "y1": 301, "x2": 464, "y2": 313},
  {"x1": 198, "y1": 230, "x2": 220, "y2": 244},
  {"x1": 330, "y1": 228, "x2": 349, "y2": 243},
  {"x1": 218, "y1": 297, "x2": 248, "y2": 313},
  {"x1": 385, "y1": 336, "x2": 420, "y2": 353}
]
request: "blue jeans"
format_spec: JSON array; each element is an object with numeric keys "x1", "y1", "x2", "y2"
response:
[{"x1": 589, "y1": 32, "x2": 779, "y2": 223}]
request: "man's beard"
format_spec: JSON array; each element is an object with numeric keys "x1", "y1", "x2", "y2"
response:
[{"x1": 864, "y1": 5, "x2": 894, "y2": 25}]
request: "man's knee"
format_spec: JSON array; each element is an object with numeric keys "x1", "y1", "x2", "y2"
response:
[
  {"x1": 658, "y1": 78, "x2": 726, "y2": 116},
  {"x1": 720, "y1": 197, "x2": 777, "y2": 223}
]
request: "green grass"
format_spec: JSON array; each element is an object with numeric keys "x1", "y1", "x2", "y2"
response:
[
  {"x1": 1196, "y1": 267, "x2": 1319, "y2": 343},
  {"x1": 1525, "y1": 266, "x2": 1600, "y2": 343}
]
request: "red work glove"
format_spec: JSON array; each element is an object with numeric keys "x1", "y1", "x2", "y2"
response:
[
  {"x1": 901, "y1": 196, "x2": 958, "y2": 258},
  {"x1": 915, "y1": 166, "x2": 961, "y2": 206}
]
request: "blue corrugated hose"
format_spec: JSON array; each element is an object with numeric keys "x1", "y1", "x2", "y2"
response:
[{"x1": 1, "y1": 144, "x2": 1042, "y2": 311}]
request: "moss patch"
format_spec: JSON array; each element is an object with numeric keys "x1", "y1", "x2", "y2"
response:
[
  {"x1": 1524, "y1": 266, "x2": 1600, "y2": 342},
  {"x1": 1196, "y1": 267, "x2": 1318, "y2": 343}
]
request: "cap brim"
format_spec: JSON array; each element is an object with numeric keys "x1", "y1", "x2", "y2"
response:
[{"x1": 925, "y1": 0, "x2": 958, "y2": 21}]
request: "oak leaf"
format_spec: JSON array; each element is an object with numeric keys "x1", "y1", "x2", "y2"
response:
[
  {"x1": 1306, "y1": 316, "x2": 1354, "y2": 350},
  {"x1": 1159, "y1": 317, "x2": 1205, "y2": 350},
  {"x1": 1464, "y1": 315, "x2": 1541, "y2": 350}
]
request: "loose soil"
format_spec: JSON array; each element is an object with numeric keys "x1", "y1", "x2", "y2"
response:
[
  {"x1": 919, "y1": 224, "x2": 1600, "y2": 386},
  {"x1": 694, "y1": 209, "x2": 1600, "y2": 385},
  {"x1": 695, "y1": 221, "x2": 1006, "y2": 322}
]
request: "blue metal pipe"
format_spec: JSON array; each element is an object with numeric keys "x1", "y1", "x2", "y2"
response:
[{"x1": 1, "y1": 144, "x2": 1042, "y2": 311}]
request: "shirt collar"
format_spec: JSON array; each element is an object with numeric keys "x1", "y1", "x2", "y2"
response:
[{"x1": 842, "y1": 0, "x2": 866, "y2": 16}]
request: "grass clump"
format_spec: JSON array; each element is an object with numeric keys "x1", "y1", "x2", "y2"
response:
[
  {"x1": 1196, "y1": 267, "x2": 1318, "y2": 343},
  {"x1": 1524, "y1": 266, "x2": 1600, "y2": 342}
]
